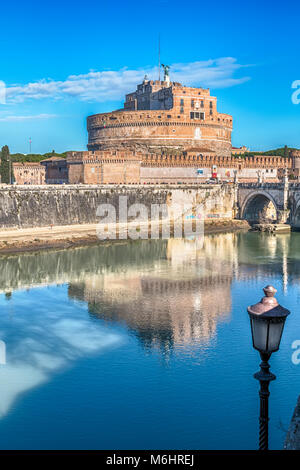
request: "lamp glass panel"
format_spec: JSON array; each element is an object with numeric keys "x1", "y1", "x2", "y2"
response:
[
  {"x1": 267, "y1": 321, "x2": 285, "y2": 352},
  {"x1": 251, "y1": 317, "x2": 268, "y2": 352}
]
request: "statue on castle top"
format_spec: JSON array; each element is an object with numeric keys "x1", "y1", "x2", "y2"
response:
[{"x1": 161, "y1": 64, "x2": 170, "y2": 82}]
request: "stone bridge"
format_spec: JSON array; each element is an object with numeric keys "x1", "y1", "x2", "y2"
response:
[{"x1": 237, "y1": 182, "x2": 300, "y2": 227}]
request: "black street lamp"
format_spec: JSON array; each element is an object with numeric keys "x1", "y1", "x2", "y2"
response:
[{"x1": 247, "y1": 285, "x2": 290, "y2": 451}]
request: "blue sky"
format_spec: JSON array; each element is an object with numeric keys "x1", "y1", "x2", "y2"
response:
[{"x1": 0, "y1": 0, "x2": 300, "y2": 153}]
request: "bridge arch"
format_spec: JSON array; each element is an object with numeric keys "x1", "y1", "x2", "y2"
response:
[
  {"x1": 240, "y1": 190, "x2": 278, "y2": 223},
  {"x1": 292, "y1": 200, "x2": 300, "y2": 229}
]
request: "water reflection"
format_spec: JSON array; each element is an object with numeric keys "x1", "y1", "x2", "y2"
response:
[
  {"x1": 68, "y1": 237, "x2": 234, "y2": 352},
  {"x1": 0, "y1": 233, "x2": 295, "y2": 295},
  {"x1": 0, "y1": 233, "x2": 297, "y2": 352},
  {"x1": 66, "y1": 233, "x2": 297, "y2": 353},
  {"x1": 0, "y1": 295, "x2": 123, "y2": 417},
  {"x1": 0, "y1": 231, "x2": 298, "y2": 418}
]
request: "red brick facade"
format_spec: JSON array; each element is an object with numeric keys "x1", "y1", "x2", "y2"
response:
[
  {"x1": 13, "y1": 151, "x2": 298, "y2": 186},
  {"x1": 40, "y1": 157, "x2": 68, "y2": 184},
  {"x1": 66, "y1": 150, "x2": 297, "y2": 184},
  {"x1": 87, "y1": 79, "x2": 233, "y2": 157},
  {"x1": 67, "y1": 151, "x2": 141, "y2": 184},
  {"x1": 13, "y1": 162, "x2": 46, "y2": 185}
]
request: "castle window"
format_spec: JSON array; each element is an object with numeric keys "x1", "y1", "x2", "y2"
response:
[
  {"x1": 210, "y1": 101, "x2": 213, "y2": 108},
  {"x1": 180, "y1": 107, "x2": 184, "y2": 113},
  {"x1": 180, "y1": 99, "x2": 184, "y2": 106},
  {"x1": 190, "y1": 111, "x2": 205, "y2": 120},
  {"x1": 201, "y1": 101, "x2": 204, "y2": 108},
  {"x1": 167, "y1": 115, "x2": 171, "y2": 118},
  {"x1": 210, "y1": 109, "x2": 213, "y2": 115},
  {"x1": 191, "y1": 99, "x2": 194, "y2": 108}
]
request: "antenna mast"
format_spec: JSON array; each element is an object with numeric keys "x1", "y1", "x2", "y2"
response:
[{"x1": 158, "y1": 34, "x2": 161, "y2": 81}]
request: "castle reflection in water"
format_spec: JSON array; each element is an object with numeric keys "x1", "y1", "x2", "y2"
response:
[
  {"x1": 68, "y1": 238, "x2": 235, "y2": 352},
  {"x1": 0, "y1": 231, "x2": 296, "y2": 354}
]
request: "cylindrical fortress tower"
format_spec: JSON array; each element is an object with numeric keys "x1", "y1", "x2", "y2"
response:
[{"x1": 87, "y1": 79, "x2": 233, "y2": 156}]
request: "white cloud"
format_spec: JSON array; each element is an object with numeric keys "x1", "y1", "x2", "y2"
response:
[
  {"x1": 4, "y1": 57, "x2": 251, "y2": 104},
  {"x1": 0, "y1": 113, "x2": 57, "y2": 122}
]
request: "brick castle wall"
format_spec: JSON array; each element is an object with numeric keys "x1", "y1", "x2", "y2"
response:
[
  {"x1": 87, "y1": 111, "x2": 232, "y2": 157},
  {"x1": 67, "y1": 151, "x2": 141, "y2": 184},
  {"x1": 87, "y1": 80, "x2": 233, "y2": 157},
  {"x1": 13, "y1": 162, "x2": 46, "y2": 185},
  {"x1": 67, "y1": 150, "x2": 292, "y2": 184}
]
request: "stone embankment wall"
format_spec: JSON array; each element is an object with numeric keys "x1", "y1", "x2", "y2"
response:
[{"x1": 0, "y1": 184, "x2": 236, "y2": 229}]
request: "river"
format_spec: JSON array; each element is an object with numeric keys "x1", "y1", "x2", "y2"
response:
[{"x1": 0, "y1": 231, "x2": 299, "y2": 449}]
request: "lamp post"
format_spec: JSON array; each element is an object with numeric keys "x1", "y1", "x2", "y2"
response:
[{"x1": 247, "y1": 285, "x2": 290, "y2": 451}]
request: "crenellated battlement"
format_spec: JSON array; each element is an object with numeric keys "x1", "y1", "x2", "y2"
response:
[
  {"x1": 67, "y1": 150, "x2": 293, "y2": 168},
  {"x1": 66, "y1": 149, "x2": 294, "y2": 185}
]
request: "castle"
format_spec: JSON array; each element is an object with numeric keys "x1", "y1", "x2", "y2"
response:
[
  {"x1": 65, "y1": 71, "x2": 299, "y2": 184},
  {"x1": 87, "y1": 72, "x2": 233, "y2": 157},
  {"x1": 10, "y1": 70, "x2": 300, "y2": 186}
]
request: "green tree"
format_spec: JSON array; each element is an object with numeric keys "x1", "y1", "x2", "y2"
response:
[
  {"x1": 284, "y1": 145, "x2": 289, "y2": 158},
  {"x1": 0, "y1": 145, "x2": 14, "y2": 184},
  {"x1": 1, "y1": 145, "x2": 10, "y2": 183}
]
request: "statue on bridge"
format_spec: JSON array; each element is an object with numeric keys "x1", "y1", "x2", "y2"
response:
[
  {"x1": 233, "y1": 169, "x2": 238, "y2": 184},
  {"x1": 257, "y1": 170, "x2": 263, "y2": 184}
]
